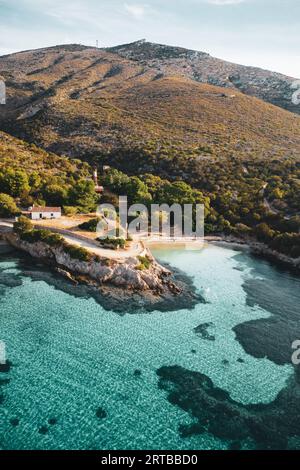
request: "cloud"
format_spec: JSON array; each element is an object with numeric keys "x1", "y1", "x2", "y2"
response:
[
  {"x1": 205, "y1": 0, "x2": 246, "y2": 5},
  {"x1": 124, "y1": 3, "x2": 147, "y2": 19}
]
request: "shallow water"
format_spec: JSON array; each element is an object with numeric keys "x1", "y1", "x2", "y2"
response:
[{"x1": 0, "y1": 244, "x2": 299, "y2": 450}]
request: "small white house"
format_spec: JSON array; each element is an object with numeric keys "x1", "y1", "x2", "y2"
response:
[{"x1": 27, "y1": 207, "x2": 62, "y2": 220}]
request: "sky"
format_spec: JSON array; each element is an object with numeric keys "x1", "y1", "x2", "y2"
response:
[{"x1": 0, "y1": 0, "x2": 299, "y2": 78}]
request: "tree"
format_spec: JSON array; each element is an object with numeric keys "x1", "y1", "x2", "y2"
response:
[
  {"x1": 68, "y1": 180, "x2": 98, "y2": 212},
  {"x1": 43, "y1": 184, "x2": 68, "y2": 206},
  {"x1": 29, "y1": 172, "x2": 42, "y2": 191},
  {"x1": 0, "y1": 168, "x2": 30, "y2": 197},
  {"x1": 255, "y1": 223, "x2": 276, "y2": 243},
  {"x1": 0, "y1": 193, "x2": 19, "y2": 217},
  {"x1": 126, "y1": 177, "x2": 152, "y2": 205}
]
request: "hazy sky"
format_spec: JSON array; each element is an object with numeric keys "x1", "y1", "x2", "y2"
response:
[{"x1": 0, "y1": 0, "x2": 299, "y2": 77}]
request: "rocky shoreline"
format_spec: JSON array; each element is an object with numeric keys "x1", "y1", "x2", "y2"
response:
[
  {"x1": 2, "y1": 232, "x2": 204, "y2": 313},
  {"x1": 209, "y1": 235, "x2": 300, "y2": 273}
]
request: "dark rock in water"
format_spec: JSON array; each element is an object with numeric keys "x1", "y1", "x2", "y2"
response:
[
  {"x1": 96, "y1": 407, "x2": 107, "y2": 419},
  {"x1": 229, "y1": 441, "x2": 242, "y2": 450},
  {"x1": 194, "y1": 322, "x2": 215, "y2": 341},
  {"x1": 191, "y1": 349, "x2": 197, "y2": 354},
  {"x1": 237, "y1": 358, "x2": 245, "y2": 364},
  {"x1": 48, "y1": 418, "x2": 58, "y2": 426},
  {"x1": 179, "y1": 422, "x2": 205, "y2": 437},
  {"x1": 0, "y1": 269, "x2": 23, "y2": 288},
  {"x1": 232, "y1": 256, "x2": 300, "y2": 366},
  {"x1": 0, "y1": 378, "x2": 10, "y2": 385},
  {"x1": 0, "y1": 361, "x2": 12, "y2": 373},
  {"x1": 134, "y1": 369, "x2": 142, "y2": 377},
  {"x1": 222, "y1": 359, "x2": 230, "y2": 365},
  {"x1": 157, "y1": 365, "x2": 300, "y2": 450},
  {"x1": 38, "y1": 426, "x2": 48, "y2": 435},
  {"x1": 10, "y1": 418, "x2": 20, "y2": 427}
]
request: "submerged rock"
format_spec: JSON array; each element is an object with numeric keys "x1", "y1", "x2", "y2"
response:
[
  {"x1": 48, "y1": 418, "x2": 58, "y2": 426},
  {"x1": 194, "y1": 322, "x2": 215, "y2": 341},
  {"x1": 96, "y1": 407, "x2": 107, "y2": 419},
  {"x1": 10, "y1": 418, "x2": 20, "y2": 427},
  {"x1": 0, "y1": 361, "x2": 11, "y2": 373},
  {"x1": 38, "y1": 426, "x2": 48, "y2": 435},
  {"x1": 157, "y1": 364, "x2": 300, "y2": 450}
]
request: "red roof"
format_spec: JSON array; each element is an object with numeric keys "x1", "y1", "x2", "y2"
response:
[{"x1": 29, "y1": 207, "x2": 61, "y2": 213}]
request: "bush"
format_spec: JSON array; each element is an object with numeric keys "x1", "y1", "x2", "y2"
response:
[
  {"x1": 234, "y1": 223, "x2": 252, "y2": 235},
  {"x1": 62, "y1": 243, "x2": 92, "y2": 261},
  {"x1": 97, "y1": 237, "x2": 126, "y2": 250},
  {"x1": 136, "y1": 255, "x2": 152, "y2": 270},
  {"x1": 0, "y1": 193, "x2": 19, "y2": 217},
  {"x1": 63, "y1": 206, "x2": 78, "y2": 216},
  {"x1": 270, "y1": 233, "x2": 300, "y2": 258},
  {"x1": 14, "y1": 215, "x2": 33, "y2": 234},
  {"x1": 79, "y1": 217, "x2": 101, "y2": 232},
  {"x1": 19, "y1": 228, "x2": 63, "y2": 247},
  {"x1": 255, "y1": 223, "x2": 276, "y2": 243}
]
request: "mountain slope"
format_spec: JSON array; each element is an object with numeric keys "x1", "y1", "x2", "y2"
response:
[
  {"x1": 0, "y1": 129, "x2": 90, "y2": 178},
  {"x1": 107, "y1": 40, "x2": 299, "y2": 115},
  {"x1": 0, "y1": 43, "x2": 300, "y2": 169}
]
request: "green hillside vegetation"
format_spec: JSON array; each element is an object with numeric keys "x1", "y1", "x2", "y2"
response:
[
  {"x1": 0, "y1": 131, "x2": 98, "y2": 213},
  {"x1": 0, "y1": 44, "x2": 299, "y2": 260},
  {"x1": 101, "y1": 166, "x2": 300, "y2": 259}
]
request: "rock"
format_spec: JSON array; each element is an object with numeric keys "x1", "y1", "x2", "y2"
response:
[
  {"x1": 38, "y1": 426, "x2": 48, "y2": 435},
  {"x1": 10, "y1": 418, "x2": 20, "y2": 427},
  {"x1": 0, "y1": 360, "x2": 11, "y2": 373},
  {"x1": 96, "y1": 407, "x2": 107, "y2": 419},
  {"x1": 56, "y1": 268, "x2": 78, "y2": 284},
  {"x1": 48, "y1": 418, "x2": 58, "y2": 425},
  {"x1": 5, "y1": 233, "x2": 184, "y2": 297}
]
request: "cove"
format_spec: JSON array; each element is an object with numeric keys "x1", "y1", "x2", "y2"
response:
[{"x1": 0, "y1": 243, "x2": 298, "y2": 450}]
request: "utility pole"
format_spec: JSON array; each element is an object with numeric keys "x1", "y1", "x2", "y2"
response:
[{"x1": 96, "y1": 40, "x2": 99, "y2": 48}]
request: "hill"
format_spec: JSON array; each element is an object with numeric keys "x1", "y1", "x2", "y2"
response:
[
  {"x1": 0, "y1": 42, "x2": 299, "y2": 258},
  {"x1": 0, "y1": 130, "x2": 97, "y2": 214},
  {"x1": 107, "y1": 40, "x2": 299, "y2": 115},
  {"x1": 0, "y1": 42, "x2": 300, "y2": 169}
]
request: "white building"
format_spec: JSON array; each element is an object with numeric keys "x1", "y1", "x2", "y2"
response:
[{"x1": 27, "y1": 207, "x2": 62, "y2": 220}]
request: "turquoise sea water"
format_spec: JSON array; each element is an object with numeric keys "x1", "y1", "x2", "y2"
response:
[{"x1": 0, "y1": 244, "x2": 299, "y2": 450}]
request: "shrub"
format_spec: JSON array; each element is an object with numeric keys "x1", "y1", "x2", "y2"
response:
[
  {"x1": 78, "y1": 217, "x2": 101, "y2": 232},
  {"x1": 14, "y1": 215, "x2": 33, "y2": 234},
  {"x1": 19, "y1": 228, "x2": 63, "y2": 246},
  {"x1": 62, "y1": 243, "x2": 92, "y2": 262},
  {"x1": 97, "y1": 237, "x2": 126, "y2": 250},
  {"x1": 270, "y1": 233, "x2": 300, "y2": 258},
  {"x1": 41, "y1": 232, "x2": 63, "y2": 247},
  {"x1": 234, "y1": 223, "x2": 252, "y2": 235},
  {"x1": 136, "y1": 255, "x2": 152, "y2": 270},
  {"x1": 63, "y1": 206, "x2": 78, "y2": 216},
  {"x1": 0, "y1": 193, "x2": 19, "y2": 217},
  {"x1": 255, "y1": 223, "x2": 276, "y2": 243}
]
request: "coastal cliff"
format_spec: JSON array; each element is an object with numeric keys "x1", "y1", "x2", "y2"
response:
[
  {"x1": 2, "y1": 231, "x2": 203, "y2": 312},
  {"x1": 5, "y1": 232, "x2": 177, "y2": 292}
]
